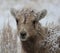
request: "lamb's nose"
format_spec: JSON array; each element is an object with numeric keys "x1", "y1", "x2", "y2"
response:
[{"x1": 20, "y1": 32, "x2": 26, "y2": 39}]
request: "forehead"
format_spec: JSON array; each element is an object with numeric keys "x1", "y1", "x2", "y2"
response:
[{"x1": 19, "y1": 9, "x2": 37, "y2": 22}]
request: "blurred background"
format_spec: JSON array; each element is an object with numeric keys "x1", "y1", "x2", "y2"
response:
[{"x1": 0, "y1": 0, "x2": 60, "y2": 53}]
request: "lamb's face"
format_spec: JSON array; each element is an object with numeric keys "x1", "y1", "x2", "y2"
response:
[
  {"x1": 11, "y1": 8, "x2": 47, "y2": 41},
  {"x1": 17, "y1": 12, "x2": 39, "y2": 41}
]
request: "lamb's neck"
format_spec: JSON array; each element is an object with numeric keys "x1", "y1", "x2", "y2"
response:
[{"x1": 21, "y1": 36, "x2": 36, "y2": 53}]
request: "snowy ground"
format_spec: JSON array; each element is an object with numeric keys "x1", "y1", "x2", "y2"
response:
[{"x1": 0, "y1": 0, "x2": 60, "y2": 53}]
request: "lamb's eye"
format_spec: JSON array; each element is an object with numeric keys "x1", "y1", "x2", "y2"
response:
[
  {"x1": 16, "y1": 19, "x2": 18, "y2": 24},
  {"x1": 32, "y1": 20, "x2": 36, "y2": 28},
  {"x1": 32, "y1": 20, "x2": 36, "y2": 24}
]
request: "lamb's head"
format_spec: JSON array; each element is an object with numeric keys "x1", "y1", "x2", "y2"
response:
[{"x1": 11, "y1": 8, "x2": 47, "y2": 41}]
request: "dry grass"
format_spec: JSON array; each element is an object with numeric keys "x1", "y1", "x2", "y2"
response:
[{"x1": 0, "y1": 23, "x2": 17, "y2": 53}]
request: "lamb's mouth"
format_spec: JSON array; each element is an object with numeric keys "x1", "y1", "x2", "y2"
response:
[{"x1": 20, "y1": 38, "x2": 27, "y2": 41}]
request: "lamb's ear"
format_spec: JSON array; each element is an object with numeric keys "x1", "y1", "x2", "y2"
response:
[
  {"x1": 37, "y1": 9, "x2": 47, "y2": 21},
  {"x1": 10, "y1": 8, "x2": 19, "y2": 20}
]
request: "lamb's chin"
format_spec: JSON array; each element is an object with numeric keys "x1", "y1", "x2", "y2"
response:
[{"x1": 20, "y1": 38, "x2": 27, "y2": 41}]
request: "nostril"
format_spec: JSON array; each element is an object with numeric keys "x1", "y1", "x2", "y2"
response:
[{"x1": 20, "y1": 32, "x2": 26, "y2": 37}]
